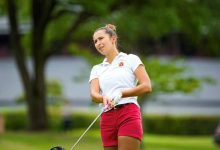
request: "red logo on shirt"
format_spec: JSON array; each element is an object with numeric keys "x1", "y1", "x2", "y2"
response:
[{"x1": 119, "y1": 62, "x2": 124, "y2": 67}]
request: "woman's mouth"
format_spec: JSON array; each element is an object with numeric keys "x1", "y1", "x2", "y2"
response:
[{"x1": 99, "y1": 46, "x2": 104, "y2": 51}]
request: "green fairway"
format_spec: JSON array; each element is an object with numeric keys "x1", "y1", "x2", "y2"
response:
[{"x1": 0, "y1": 129, "x2": 219, "y2": 150}]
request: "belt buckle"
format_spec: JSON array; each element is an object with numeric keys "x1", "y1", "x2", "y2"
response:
[{"x1": 114, "y1": 104, "x2": 122, "y2": 109}]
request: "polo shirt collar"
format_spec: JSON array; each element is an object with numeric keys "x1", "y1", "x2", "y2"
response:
[{"x1": 102, "y1": 52, "x2": 127, "y2": 65}]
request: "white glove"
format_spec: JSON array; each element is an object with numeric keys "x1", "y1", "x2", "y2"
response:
[{"x1": 110, "y1": 90, "x2": 122, "y2": 106}]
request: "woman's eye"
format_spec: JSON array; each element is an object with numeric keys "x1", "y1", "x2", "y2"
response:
[{"x1": 94, "y1": 36, "x2": 104, "y2": 44}]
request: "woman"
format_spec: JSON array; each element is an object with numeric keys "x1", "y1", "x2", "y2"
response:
[{"x1": 89, "y1": 24, "x2": 152, "y2": 150}]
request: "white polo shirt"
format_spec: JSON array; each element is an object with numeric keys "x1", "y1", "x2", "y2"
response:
[{"x1": 89, "y1": 52, "x2": 143, "y2": 107}]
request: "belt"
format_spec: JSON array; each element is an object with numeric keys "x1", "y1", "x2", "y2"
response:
[{"x1": 113, "y1": 103, "x2": 132, "y2": 109}]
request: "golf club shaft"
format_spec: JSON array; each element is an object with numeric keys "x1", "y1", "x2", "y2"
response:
[{"x1": 70, "y1": 111, "x2": 103, "y2": 150}]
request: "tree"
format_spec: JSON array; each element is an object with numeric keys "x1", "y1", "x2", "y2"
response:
[
  {"x1": 64, "y1": 0, "x2": 219, "y2": 58},
  {"x1": 3, "y1": 0, "x2": 217, "y2": 131},
  {"x1": 139, "y1": 57, "x2": 213, "y2": 105},
  {"x1": 5, "y1": 0, "x2": 131, "y2": 130}
]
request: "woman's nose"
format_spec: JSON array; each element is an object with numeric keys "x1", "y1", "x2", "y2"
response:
[{"x1": 96, "y1": 40, "x2": 101, "y2": 46}]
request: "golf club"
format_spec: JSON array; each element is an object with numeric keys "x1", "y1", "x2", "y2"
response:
[
  {"x1": 70, "y1": 110, "x2": 103, "y2": 150},
  {"x1": 50, "y1": 107, "x2": 105, "y2": 150}
]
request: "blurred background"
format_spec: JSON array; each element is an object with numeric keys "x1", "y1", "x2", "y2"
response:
[{"x1": 0, "y1": 0, "x2": 220, "y2": 150}]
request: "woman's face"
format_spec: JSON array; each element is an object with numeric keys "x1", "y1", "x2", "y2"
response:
[{"x1": 93, "y1": 29, "x2": 116, "y2": 56}]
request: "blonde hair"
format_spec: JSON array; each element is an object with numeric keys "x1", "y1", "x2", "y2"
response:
[{"x1": 94, "y1": 24, "x2": 118, "y2": 39}]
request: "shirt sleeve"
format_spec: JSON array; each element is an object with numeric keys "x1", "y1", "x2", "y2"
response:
[
  {"x1": 128, "y1": 54, "x2": 143, "y2": 72},
  {"x1": 89, "y1": 65, "x2": 99, "y2": 83}
]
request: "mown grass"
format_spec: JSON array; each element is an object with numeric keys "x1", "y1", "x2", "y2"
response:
[{"x1": 0, "y1": 129, "x2": 219, "y2": 150}]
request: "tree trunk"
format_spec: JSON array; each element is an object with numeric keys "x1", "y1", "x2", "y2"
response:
[
  {"x1": 169, "y1": 31, "x2": 181, "y2": 55},
  {"x1": 28, "y1": 0, "x2": 51, "y2": 130},
  {"x1": 27, "y1": 68, "x2": 48, "y2": 130},
  {"x1": 7, "y1": 0, "x2": 49, "y2": 130}
]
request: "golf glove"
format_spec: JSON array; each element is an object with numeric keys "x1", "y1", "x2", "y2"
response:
[{"x1": 110, "y1": 90, "x2": 122, "y2": 106}]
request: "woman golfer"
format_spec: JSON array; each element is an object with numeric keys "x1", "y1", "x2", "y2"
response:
[{"x1": 89, "y1": 24, "x2": 152, "y2": 150}]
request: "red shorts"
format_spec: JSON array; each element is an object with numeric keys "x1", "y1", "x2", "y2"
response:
[{"x1": 100, "y1": 103, "x2": 143, "y2": 147}]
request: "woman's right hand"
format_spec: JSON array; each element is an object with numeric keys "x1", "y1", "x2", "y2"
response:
[{"x1": 102, "y1": 95, "x2": 114, "y2": 110}]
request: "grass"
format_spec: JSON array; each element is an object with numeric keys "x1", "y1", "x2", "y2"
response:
[
  {"x1": 144, "y1": 134, "x2": 218, "y2": 150},
  {"x1": 0, "y1": 129, "x2": 219, "y2": 150}
]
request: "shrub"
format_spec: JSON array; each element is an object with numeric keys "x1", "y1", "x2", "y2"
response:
[
  {"x1": 3, "y1": 111, "x2": 28, "y2": 130},
  {"x1": 144, "y1": 115, "x2": 220, "y2": 135},
  {"x1": 2, "y1": 110, "x2": 220, "y2": 135}
]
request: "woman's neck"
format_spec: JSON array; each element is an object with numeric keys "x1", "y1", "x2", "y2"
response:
[{"x1": 106, "y1": 49, "x2": 119, "y2": 64}]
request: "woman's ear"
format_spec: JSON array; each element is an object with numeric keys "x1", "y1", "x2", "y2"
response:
[{"x1": 111, "y1": 36, "x2": 117, "y2": 44}]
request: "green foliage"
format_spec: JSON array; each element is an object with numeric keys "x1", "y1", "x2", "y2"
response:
[
  {"x1": 136, "y1": 57, "x2": 214, "y2": 105},
  {"x1": 75, "y1": 0, "x2": 220, "y2": 56},
  {"x1": 16, "y1": 94, "x2": 26, "y2": 104},
  {"x1": 47, "y1": 80, "x2": 63, "y2": 97},
  {"x1": 2, "y1": 0, "x2": 219, "y2": 131},
  {"x1": 2, "y1": 0, "x2": 220, "y2": 56},
  {"x1": 48, "y1": 108, "x2": 63, "y2": 130},
  {"x1": 3, "y1": 110, "x2": 28, "y2": 130},
  {"x1": 44, "y1": 14, "x2": 76, "y2": 49},
  {"x1": 2, "y1": 109, "x2": 220, "y2": 135},
  {"x1": 71, "y1": 112, "x2": 100, "y2": 129},
  {"x1": 68, "y1": 43, "x2": 102, "y2": 65},
  {"x1": 16, "y1": 0, "x2": 31, "y2": 20},
  {"x1": 142, "y1": 57, "x2": 213, "y2": 95},
  {"x1": 16, "y1": 79, "x2": 63, "y2": 104},
  {"x1": 144, "y1": 115, "x2": 220, "y2": 135},
  {"x1": 73, "y1": 21, "x2": 102, "y2": 40},
  {"x1": 71, "y1": 0, "x2": 115, "y2": 16},
  {"x1": 0, "y1": 1, "x2": 6, "y2": 15}
]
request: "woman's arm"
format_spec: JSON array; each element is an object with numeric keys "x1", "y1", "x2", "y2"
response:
[
  {"x1": 90, "y1": 78, "x2": 103, "y2": 103},
  {"x1": 122, "y1": 64, "x2": 152, "y2": 97},
  {"x1": 90, "y1": 79, "x2": 112, "y2": 107}
]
